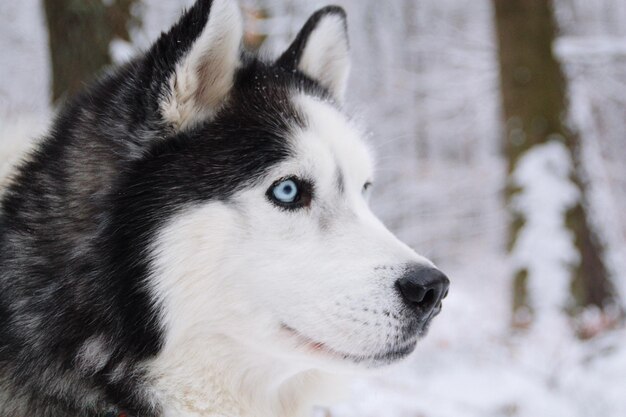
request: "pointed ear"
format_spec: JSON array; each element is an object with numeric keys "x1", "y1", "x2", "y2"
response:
[
  {"x1": 150, "y1": 0, "x2": 243, "y2": 130},
  {"x1": 277, "y1": 6, "x2": 350, "y2": 103}
]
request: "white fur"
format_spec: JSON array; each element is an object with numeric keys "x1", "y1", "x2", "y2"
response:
[
  {"x1": 298, "y1": 15, "x2": 350, "y2": 102},
  {"x1": 160, "y1": 0, "x2": 243, "y2": 131},
  {"x1": 146, "y1": 96, "x2": 433, "y2": 417}
]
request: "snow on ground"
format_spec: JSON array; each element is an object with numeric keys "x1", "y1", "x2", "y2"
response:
[{"x1": 332, "y1": 327, "x2": 626, "y2": 417}]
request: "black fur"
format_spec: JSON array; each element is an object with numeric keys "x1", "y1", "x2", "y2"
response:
[{"x1": 0, "y1": 1, "x2": 339, "y2": 415}]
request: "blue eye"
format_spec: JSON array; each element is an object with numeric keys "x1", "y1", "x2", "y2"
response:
[
  {"x1": 272, "y1": 179, "x2": 299, "y2": 203},
  {"x1": 268, "y1": 177, "x2": 312, "y2": 209}
]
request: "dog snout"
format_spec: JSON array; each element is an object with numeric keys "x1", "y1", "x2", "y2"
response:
[{"x1": 395, "y1": 265, "x2": 450, "y2": 318}]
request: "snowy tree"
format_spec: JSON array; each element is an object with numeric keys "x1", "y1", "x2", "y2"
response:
[{"x1": 492, "y1": 0, "x2": 619, "y2": 330}]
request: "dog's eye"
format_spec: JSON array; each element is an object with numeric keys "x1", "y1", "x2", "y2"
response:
[
  {"x1": 268, "y1": 177, "x2": 312, "y2": 209},
  {"x1": 273, "y1": 179, "x2": 299, "y2": 203},
  {"x1": 363, "y1": 181, "x2": 373, "y2": 195}
]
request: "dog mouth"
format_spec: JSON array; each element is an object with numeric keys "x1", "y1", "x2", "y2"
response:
[{"x1": 280, "y1": 324, "x2": 417, "y2": 365}]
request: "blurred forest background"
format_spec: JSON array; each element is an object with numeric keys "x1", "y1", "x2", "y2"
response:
[{"x1": 1, "y1": 0, "x2": 626, "y2": 416}]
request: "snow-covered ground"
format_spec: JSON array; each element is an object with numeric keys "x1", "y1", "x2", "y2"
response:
[{"x1": 1, "y1": 1, "x2": 625, "y2": 416}]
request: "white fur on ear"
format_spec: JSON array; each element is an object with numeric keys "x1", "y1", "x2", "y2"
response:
[
  {"x1": 161, "y1": 0, "x2": 243, "y2": 130},
  {"x1": 297, "y1": 14, "x2": 351, "y2": 103}
]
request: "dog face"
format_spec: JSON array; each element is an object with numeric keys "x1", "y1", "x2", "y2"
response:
[{"x1": 139, "y1": 0, "x2": 449, "y2": 370}]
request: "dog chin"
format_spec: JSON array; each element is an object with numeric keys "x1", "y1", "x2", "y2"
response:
[{"x1": 280, "y1": 324, "x2": 419, "y2": 369}]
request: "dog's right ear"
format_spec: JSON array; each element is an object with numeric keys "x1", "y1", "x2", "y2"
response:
[
  {"x1": 276, "y1": 6, "x2": 350, "y2": 103},
  {"x1": 146, "y1": 0, "x2": 243, "y2": 131}
]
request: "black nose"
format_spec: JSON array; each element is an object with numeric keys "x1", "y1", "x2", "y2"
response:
[{"x1": 396, "y1": 266, "x2": 450, "y2": 317}]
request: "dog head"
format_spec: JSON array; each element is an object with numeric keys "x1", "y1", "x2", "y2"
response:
[{"x1": 113, "y1": 0, "x2": 449, "y2": 370}]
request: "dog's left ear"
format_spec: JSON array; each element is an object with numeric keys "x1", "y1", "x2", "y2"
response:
[{"x1": 277, "y1": 6, "x2": 350, "y2": 103}]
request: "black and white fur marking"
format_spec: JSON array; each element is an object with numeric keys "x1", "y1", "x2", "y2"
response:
[{"x1": 0, "y1": 1, "x2": 449, "y2": 416}]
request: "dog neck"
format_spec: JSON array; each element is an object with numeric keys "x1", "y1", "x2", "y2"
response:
[{"x1": 146, "y1": 335, "x2": 349, "y2": 417}]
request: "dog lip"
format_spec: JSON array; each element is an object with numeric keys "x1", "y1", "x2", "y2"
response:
[
  {"x1": 280, "y1": 324, "x2": 340, "y2": 357},
  {"x1": 280, "y1": 323, "x2": 417, "y2": 364}
]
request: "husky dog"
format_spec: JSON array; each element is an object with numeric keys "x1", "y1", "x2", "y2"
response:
[{"x1": 0, "y1": 1, "x2": 449, "y2": 416}]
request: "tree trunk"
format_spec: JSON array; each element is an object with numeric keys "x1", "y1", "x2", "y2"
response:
[
  {"x1": 43, "y1": 0, "x2": 138, "y2": 104},
  {"x1": 492, "y1": 0, "x2": 617, "y2": 329}
]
